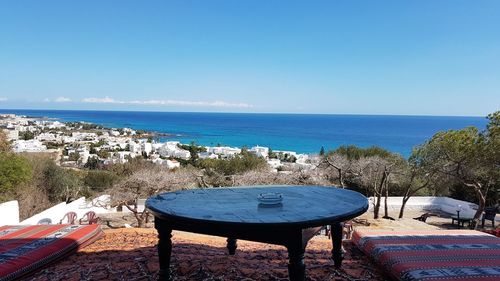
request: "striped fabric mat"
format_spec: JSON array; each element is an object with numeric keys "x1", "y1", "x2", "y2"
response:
[
  {"x1": 352, "y1": 229, "x2": 500, "y2": 281},
  {"x1": 0, "y1": 224, "x2": 104, "y2": 281}
]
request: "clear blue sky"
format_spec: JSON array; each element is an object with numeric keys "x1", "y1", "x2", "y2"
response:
[{"x1": 0, "y1": 1, "x2": 499, "y2": 116}]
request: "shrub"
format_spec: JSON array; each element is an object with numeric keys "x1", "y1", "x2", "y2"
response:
[
  {"x1": 0, "y1": 152, "x2": 32, "y2": 199},
  {"x1": 198, "y1": 151, "x2": 267, "y2": 175},
  {"x1": 84, "y1": 170, "x2": 119, "y2": 192}
]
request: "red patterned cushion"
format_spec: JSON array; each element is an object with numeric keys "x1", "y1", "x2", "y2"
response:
[
  {"x1": 0, "y1": 224, "x2": 103, "y2": 281},
  {"x1": 353, "y1": 229, "x2": 500, "y2": 281}
]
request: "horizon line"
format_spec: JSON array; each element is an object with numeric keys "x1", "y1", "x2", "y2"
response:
[{"x1": 0, "y1": 107, "x2": 488, "y2": 119}]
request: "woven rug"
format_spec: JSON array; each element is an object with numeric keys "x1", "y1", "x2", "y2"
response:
[
  {"x1": 0, "y1": 224, "x2": 103, "y2": 281},
  {"x1": 352, "y1": 229, "x2": 500, "y2": 281}
]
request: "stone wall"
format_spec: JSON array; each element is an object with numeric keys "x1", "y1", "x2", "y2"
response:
[
  {"x1": 0, "y1": 200, "x2": 19, "y2": 225},
  {"x1": 368, "y1": 196, "x2": 483, "y2": 218}
]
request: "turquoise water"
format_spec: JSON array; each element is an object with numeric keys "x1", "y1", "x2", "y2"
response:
[{"x1": 0, "y1": 109, "x2": 487, "y2": 157}]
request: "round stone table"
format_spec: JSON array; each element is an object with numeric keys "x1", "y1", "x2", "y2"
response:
[{"x1": 146, "y1": 185, "x2": 368, "y2": 281}]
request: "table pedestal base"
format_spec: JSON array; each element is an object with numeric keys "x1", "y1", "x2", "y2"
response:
[
  {"x1": 286, "y1": 231, "x2": 306, "y2": 281},
  {"x1": 287, "y1": 248, "x2": 305, "y2": 281},
  {"x1": 331, "y1": 222, "x2": 343, "y2": 267},
  {"x1": 154, "y1": 220, "x2": 345, "y2": 281},
  {"x1": 227, "y1": 238, "x2": 237, "y2": 255},
  {"x1": 156, "y1": 220, "x2": 172, "y2": 281}
]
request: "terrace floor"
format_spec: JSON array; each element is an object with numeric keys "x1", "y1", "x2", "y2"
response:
[
  {"x1": 29, "y1": 209, "x2": 497, "y2": 281},
  {"x1": 29, "y1": 228, "x2": 385, "y2": 281}
]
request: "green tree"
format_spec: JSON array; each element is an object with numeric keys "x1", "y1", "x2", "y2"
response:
[
  {"x1": 412, "y1": 112, "x2": 499, "y2": 229},
  {"x1": 198, "y1": 151, "x2": 267, "y2": 176},
  {"x1": 93, "y1": 139, "x2": 107, "y2": 147},
  {"x1": 335, "y1": 145, "x2": 392, "y2": 160},
  {"x1": 97, "y1": 149, "x2": 110, "y2": 159},
  {"x1": 0, "y1": 153, "x2": 32, "y2": 199},
  {"x1": 84, "y1": 156, "x2": 101, "y2": 170},
  {"x1": 268, "y1": 148, "x2": 277, "y2": 159},
  {"x1": 484, "y1": 111, "x2": 500, "y2": 206},
  {"x1": 109, "y1": 167, "x2": 198, "y2": 227},
  {"x1": 283, "y1": 154, "x2": 297, "y2": 163},
  {"x1": 178, "y1": 142, "x2": 206, "y2": 165},
  {"x1": 84, "y1": 170, "x2": 118, "y2": 192},
  {"x1": 20, "y1": 131, "x2": 35, "y2": 140},
  {"x1": 106, "y1": 157, "x2": 151, "y2": 177},
  {"x1": 13, "y1": 154, "x2": 53, "y2": 219},
  {"x1": 359, "y1": 153, "x2": 404, "y2": 219},
  {"x1": 396, "y1": 153, "x2": 437, "y2": 218},
  {"x1": 323, "y1": 145, "x2": 403, "y2": 218},
  {"x1": 319, "y1": 146, "x2": 325, "y2": 156},
  {"x1": 68, "y1": 152, "x2": 81, "y2": 162},
  {"x1": 43, "y1": 162, "x2": 82, "y2": 202}
]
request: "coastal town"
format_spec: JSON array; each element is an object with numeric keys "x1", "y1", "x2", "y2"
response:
[
  {"x1": 0, "y1": 113, "x2": 314, "y2": 171},
  {"x1": 2, "y1": 1, "x2": 499, "y2": 280}
]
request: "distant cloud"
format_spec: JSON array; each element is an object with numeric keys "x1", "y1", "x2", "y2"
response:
[
  {"x1": 0, "y1": 97, "x2": 7, "y2": 102},
  {"x1": 55, "y1": 97, "x2": 72, "y2": 102},
  {"x1": 82, "y1": 97, "x2": 253, "y2": 108},
  {"x1": 82, "y1": 96, "x2": 123, "y2": 104},
  {"x1": 129, "y1": 99, "x2": 253, "y2": 108}
]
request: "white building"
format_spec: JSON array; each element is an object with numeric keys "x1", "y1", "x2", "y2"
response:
[
  {"x1": 114, "y1": 151, "x2": 137, "y2": 164},
  {"x1": 78, "y1": 148, "x2": 90, "y2": 164},
  {"x1": 158, "y1": 141, "x2": 191, "y2": 159},
  {"x1": 151, "y1": 157, "x2": 164, "y2": 165},
  {"x1": 267, "y1": 158, "x2": 283, "y2": 169},
  {"x1": 129, "y1": 142, "x2": 142, "y2": 153},
  {"x1": 152, "y1": 158, "x2": 181, "y2": 169},
  {"x1": 99, "y1": 131, "x2": 110, "y2": 138},
  {"x1": 249, "y1": 146, "x2": 269, "y2": 158},
  {"x1": 122, "y1": 128, "x2": 136, "y2": 135},
  {"x1": 72, "y1": 132, "x2": 98, "y2": 141},
  {"x1": 275, "y1": 150, "x2": 298, "y2": 158},
  {"x1": 165, "y1": 159, "x2": 180, "y2": 169},
  {"x1": 2, "y1": 129, "x2": 18, "y2": 140},
  {"x1": 36, "y1": 132, "x2": 62, "y2": 142},
  {"x1": 12, "y1": 140, "x2": 47, "y2": 153},
  {"x1": 46, "y1": 121, "x2": 65, "y2": 129},
  {"x1": 62, "y1": 136, "x2": 76, "y2": 143},
  {"x1": 66, "y1": 147, "x2": 90, "y2": 164},
  {"x1": 152, "y1": 143, "x2": 164, "y2": 150},
  {"x1": 142, "y1": 142, "x2": 152, "y2": 154},
  {"x1": 0, "y1": 114, "x2": 16, "y2": 119},
  {"x1": 295, "y1": 154, "x2": 309, "y2": 164},
  {"x1": 14, "y1": 125, "x2": 36, "y2": 132},
  {"x1": 109, "y1": 130, "x2": 120, "y2": 137},
  {"x1": 198, "y1": 152, "x2": 219, "y2": 159},
  {"x1": 128, "y1": 141, "x2": 153, "y2": 155},
  {"x1": 173, "y1": 149, "x2": 190, "y2": 159},
  {"x1": 206, "y1": 146, "x2": 241, "y2": 158}
]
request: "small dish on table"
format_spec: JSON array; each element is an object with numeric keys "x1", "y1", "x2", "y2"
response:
[{"x1": 258, "y1": 192, "x2": 283, "y2": 206}]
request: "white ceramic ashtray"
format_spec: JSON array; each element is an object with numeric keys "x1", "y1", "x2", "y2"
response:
[{"x1": 258, "y1": 192, "x2": 283, "y2": 205}]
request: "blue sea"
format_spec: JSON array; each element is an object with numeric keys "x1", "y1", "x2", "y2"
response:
[{"x1": 0, "y1": 109, "x2": 488, "y2": 157}]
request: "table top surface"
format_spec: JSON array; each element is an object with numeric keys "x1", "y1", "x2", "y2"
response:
[{"x1": 146, "y1": 185, "x2": 368, "y2": 227}]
